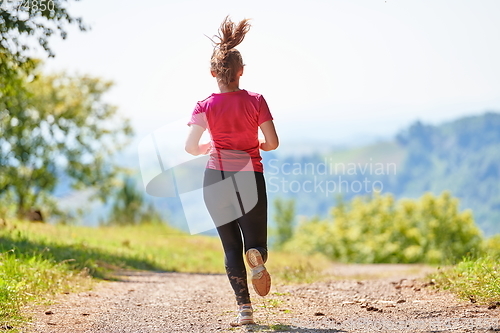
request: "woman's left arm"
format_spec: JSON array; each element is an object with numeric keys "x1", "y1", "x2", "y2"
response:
[{"x1": 185, "y1": 124, "x2": 210, "y2": 156}]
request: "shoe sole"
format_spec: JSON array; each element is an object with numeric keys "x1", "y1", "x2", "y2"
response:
[
  {"x1": 239, "y1": 318, "x2": 255, "y2": 325},
  {"x1": 230, "y1": 319, "x2": 255, "y2": 327},
  {"x1": 245, "y1": 248, "x2": 271, "y2": 296},
  {"x1": 230, "y1": 308, "x2": 255, "y2": 327}
]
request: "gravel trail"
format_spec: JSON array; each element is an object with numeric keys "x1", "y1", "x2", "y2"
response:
[{"x1": 23, "y1": 264, "x2": 500, "y2": 332}]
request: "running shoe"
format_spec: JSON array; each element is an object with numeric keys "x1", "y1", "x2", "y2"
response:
[
  {"x1": 245, "y1": 248, "x2": 271, "y2": 296},
  {"x1": 230, "y1": 305, "x2": 255, "y2": 326}
]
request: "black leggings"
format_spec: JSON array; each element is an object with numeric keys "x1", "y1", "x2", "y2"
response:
[{"x1": 203, "y1": 169, "x2": 268, "y2": 305}]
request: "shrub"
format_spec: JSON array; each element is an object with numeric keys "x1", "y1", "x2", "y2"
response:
[{"x1": 284, "y1": 191, "x2": 483, "y2": 264}]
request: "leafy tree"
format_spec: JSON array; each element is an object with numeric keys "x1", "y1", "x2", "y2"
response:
[
  {"x1": 1, "y1": 0, "x2": 97, "y2": 220},
  {"x1": 0, "y1": 62, "x2": 133, "y2": 218},
  {"x1": 1, "y1": 0, "x2": 88, "y2": 133},
  {"x1": 104, "y1": 177, "x2": 163, "y2": 226},
  {"x1": 273, "y1": 197, "x2": 295, "y2": 249},
  {"x1": 1, "y1": 0, "x2": 86, "y2": 109},
  {"x1": 0, "y1": 0, "x2": 86, "y2": 61}
]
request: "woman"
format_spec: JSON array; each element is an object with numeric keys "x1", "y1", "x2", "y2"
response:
[{"x1": 185, "y1": 16, "x2": 279, "y2": 326}]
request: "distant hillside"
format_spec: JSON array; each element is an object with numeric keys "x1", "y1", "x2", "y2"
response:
[
  {"x1": 263, "y1": 112, "x2": 500, "y2": 236},
  {"x1": 394, "y1": 112, "x2": 500, "y2": 235}
]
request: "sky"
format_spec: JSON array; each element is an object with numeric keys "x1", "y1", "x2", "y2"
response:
[{"x1": 41, "y1": 0, "x2": 500, "y2": 147}]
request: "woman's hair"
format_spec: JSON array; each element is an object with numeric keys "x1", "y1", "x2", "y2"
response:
[{"x1": 210, "y1": 16, "x2": 251, "y2": 86}]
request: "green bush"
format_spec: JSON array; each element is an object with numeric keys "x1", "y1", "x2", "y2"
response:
[{"x1": 285, "y1": 191, "x2": 483, "y2": 264}]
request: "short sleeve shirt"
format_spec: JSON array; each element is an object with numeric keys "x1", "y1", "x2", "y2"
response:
[{"x1": 188, "y1": 90, "x2": 273, "y2": 172}]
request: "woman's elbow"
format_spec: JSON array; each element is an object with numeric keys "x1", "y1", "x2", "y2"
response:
[
  {"x1": 262, "y1": 139, "x2": 279, "y2": 151},
  {"x1": 269, "y1": 138, "x2": 279, "y2": 150},
  {"x1": 185, "y1": 144, "x2": 199, "y2": 156}
]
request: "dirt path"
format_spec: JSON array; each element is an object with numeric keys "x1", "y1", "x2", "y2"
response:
[{"x1": 23, "y1": 264, "x2": 500, "y2": 332}]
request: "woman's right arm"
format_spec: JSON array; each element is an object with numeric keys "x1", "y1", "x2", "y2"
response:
[
  {"x1": 259, "y1": 120, "x2": 279, "y2": 151},
  {"x1": 185, "y1": 124, "x2": 210, "y2": 156}
]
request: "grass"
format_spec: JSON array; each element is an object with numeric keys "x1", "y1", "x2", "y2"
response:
[
  {"x1": 0, "y1": 219, "x2": 329, "y2": 331},
  {"x1": 0, "y1": 249, "x2": 91, "y2": 330},
  {"x1": 262, "y1": 298, "x2": 283, "y2": 308},
  {"x1": 430, "y1": 255, "x2": 500, "y2": 305}
]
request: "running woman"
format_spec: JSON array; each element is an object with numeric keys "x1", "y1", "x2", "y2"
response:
[{"x1": 185, "y1": 16, "x2": 279, "y2": 326}]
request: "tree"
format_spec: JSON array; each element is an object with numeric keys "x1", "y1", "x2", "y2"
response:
[
  {"x1": 0, "y1": 62, "x2": 133, "y2": 218},
  {"x1": 273, "y1": 197, "x2": 295, "y2": 249},
  {"x1": 1, "y1": 0, "x2": 86, "y2": 103},
  {"x1": 0, "y1": 0, "x2": 86, "y2": 60},
  {"x1": 104, "y1": 177, "x2": 163, "y2": 226},
  {"x1": 1, "y1": 0, "x2": 95, "y2": 219}
]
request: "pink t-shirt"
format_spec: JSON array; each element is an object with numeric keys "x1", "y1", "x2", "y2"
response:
[{"x1": 188, "y1": 90, "x2": 273, "y2": 173}]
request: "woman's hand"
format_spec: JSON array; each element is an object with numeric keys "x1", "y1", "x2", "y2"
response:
[{"x1": 199, "y1": 142, "x2": 211, "y2": 155}]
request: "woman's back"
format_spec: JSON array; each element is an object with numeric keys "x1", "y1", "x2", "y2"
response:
[{"x1": 190, "y1": 90, "x2": 272, "y2": 172}]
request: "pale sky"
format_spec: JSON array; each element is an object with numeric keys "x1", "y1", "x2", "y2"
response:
[{"x1": 43, "y1": 0, "x2": 500, "y2": 146}]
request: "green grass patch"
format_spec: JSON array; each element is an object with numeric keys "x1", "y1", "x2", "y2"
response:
[
  {"x1": 0, "y1": 249, "x2": 92, "y2": 331},
  {"x1": 0, "y1": 220, "x2": 330, "y2": 331},
  {"x1": 261, "y1": 298, "x2": 283, "y2": 308},
  {"x1": 271, "y1": 291, "x2": 291, "y2": 296},
  {"x1": 431, "y1": 255, "x2": 500, "y2": 304}
]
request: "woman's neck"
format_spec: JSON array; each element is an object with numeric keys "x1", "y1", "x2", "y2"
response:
[{"x1": 217, "y1": 80, "x2": 241, "y2": 93}]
